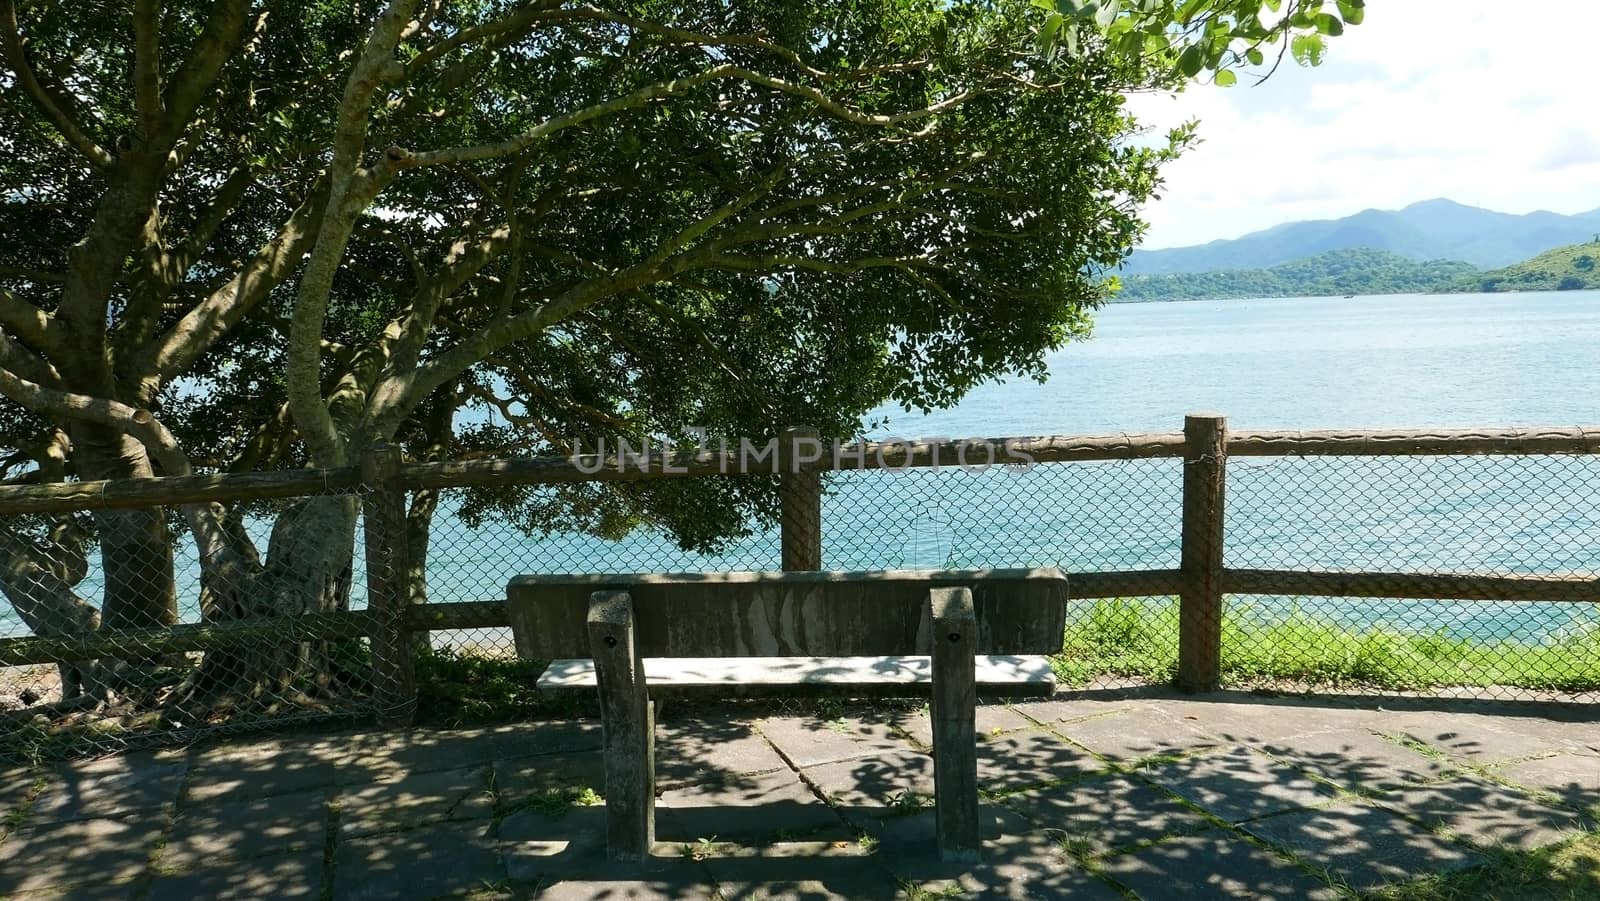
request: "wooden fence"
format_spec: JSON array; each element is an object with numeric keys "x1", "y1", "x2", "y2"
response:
[{"x1": 4, "y1": 415, "x2": 1600, "y2": 725}]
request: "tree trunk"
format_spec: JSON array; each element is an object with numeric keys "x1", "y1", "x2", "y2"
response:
[
  {"x1": 166, "y1": 493, "x2": 360, "y2": 721},
  {"x1": 0, "y1": 523, "x2": 104, "y2": 701},
  {"x1": 68, "y1": 423, "x2": 178, "y2": 632}
]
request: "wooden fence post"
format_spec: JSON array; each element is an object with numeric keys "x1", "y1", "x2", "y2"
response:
[
  {"x1": 1178, "y1": 413, "x2": 1227, "y2": 692},
  {"x1": 361, "y1": 442, "x2": 416, "y2": 727},
  {"x1": 780, "y1": 426, "x2": 823, "y2": 571}
]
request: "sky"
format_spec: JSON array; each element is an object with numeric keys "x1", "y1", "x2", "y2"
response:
[{"x1": 1123, "y1": 1, "x2": 1600, "y2": 250}]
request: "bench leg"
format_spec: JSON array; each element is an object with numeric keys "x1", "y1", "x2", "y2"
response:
[
  {"x1": 588, "y1": 590, "x2": 655, "y2": 861},
  {"x1": 929, "y1": 587, "x2": 980, "y2": 863}
]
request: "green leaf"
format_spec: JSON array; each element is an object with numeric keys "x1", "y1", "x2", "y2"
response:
[
  {"x1": 1290, "y1": 33, "x2": 1326, "y2": 66},
  {"x1": 1039, "y1": 13, "x2": 1064, "y2": 54},
  {"x1": 1176, "y1": 0, "x2": 1207, "y2": 26},
  {"x1": 1214, "y1": 68, "x2": 1237, "y2": 86},
  {"x1": 1177, "y1": 44, "x2": 1204, "y2": 77},
  {"x1": 1245, "y1": 47, "x2": 1264, "y2": 66},
  {"x1": 1337, "y1": 0, "x2": 1366, "y2": 25},
  {"x1": 1095, "y1": 0, "x2": 1121, "y2": 28},
  {"x1": 1314, "y1": 13, "x2": 1345, "y2": 36}
]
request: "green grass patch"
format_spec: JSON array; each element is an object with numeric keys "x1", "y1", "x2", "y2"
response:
[
  {"x1": 1051, "y1": 599, "x2": 1600, "y2": 693},
  {"x1": 413, "y1": 646, "x2": 591, "y2": 727},
  {"x1": 1375, "y1": 831, "x2": 1600, "y2": 900}
]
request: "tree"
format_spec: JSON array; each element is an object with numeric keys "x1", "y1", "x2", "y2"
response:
[
  {"x1": 1035, "y1": 0, "x2": 1365, "y2": 86},
  {"x1": 0, "y1": 1, "x2": 1345, "y2": 718}
]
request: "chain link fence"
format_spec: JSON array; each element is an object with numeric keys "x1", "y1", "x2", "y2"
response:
[
  {"x1": 5, "y1": 426, "x2": 1600, "y2": 764},
  {"x1": 0, "y1": 484, "x2": 377, "y2": 763},
  {"x1": 1224, "y1": 453, "x2": 1600, "y2": 697},
  {"x1": 415, "y1": 445, "x2": 1599, "y2": 705}
]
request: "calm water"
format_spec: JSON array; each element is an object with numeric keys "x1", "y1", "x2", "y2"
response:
[
  {"x1": 415, "y1": 290, "x2": 1600, "y2": 646},
  {"x1": 873, "y1": 290, "x2": 1600, "y2": 436},
  {"x1": 8, "y1": 291, "x2": 1600, "y2": 643}
]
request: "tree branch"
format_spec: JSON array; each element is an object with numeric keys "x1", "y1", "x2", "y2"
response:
[
  {"x1": 287, "y1": 0, "x2": 420, "y2": 466},
  {"x1": 0, "y1": 362, "x2": 235, "y2": 568},
  {"x1": 148, "y1": 179, "x2": 326, "y2": 385},
  {"x1": 133, "y1": 0, "x2": 163, "y2": 134},
  {"x1": 0, "y1": 0, "x2": 114, "y2": 169},
  {"x1": 398, "y1": 64, "x2": 971, "y2": 170},
  {"x1": 0, "y1": 287, "x2": 65, "y2": 360},
  {"x1": 158, "y1": 0, "x2": 252, "y2": 139}
]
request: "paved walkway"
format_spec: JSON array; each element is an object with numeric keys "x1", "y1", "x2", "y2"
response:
[{"x1": 1, "y1": 690, "x2": 1596, "y2": 899}]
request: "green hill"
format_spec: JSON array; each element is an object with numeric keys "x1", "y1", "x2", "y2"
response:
[
  {"x1": 1124, "y1": 199, "x2": 1600, "y2": 275},
  {"x1": 1113, "y1": 248, "x2": 1478, "y2": 302},
  {"x1": 1443, "y1": 240, "x2": 1600, "y2": 293}
]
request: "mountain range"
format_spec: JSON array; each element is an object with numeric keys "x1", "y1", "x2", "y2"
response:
[{"x1": 1124, "y1": 199, "x2": 1600, "y2": 276}]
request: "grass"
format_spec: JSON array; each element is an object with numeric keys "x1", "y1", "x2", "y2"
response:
[
  {"x1": 1376, "y1": 832, "x2": 1600, "y2": 900},
  {"x1": 413, "y1": 646, "x2": 591, "y2": 727},
  {"x1": 1050, "y1": 599, "x2": 1600, "y2": 693},
  {"x1": 398, "y1": 599, "x2": 1600, "y2": 732}
]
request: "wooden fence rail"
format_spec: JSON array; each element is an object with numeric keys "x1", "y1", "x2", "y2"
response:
[{"x1": 3, "y1": 415, "x2": 1600, "y2": 723}]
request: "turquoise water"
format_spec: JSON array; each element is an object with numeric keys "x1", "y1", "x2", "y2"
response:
[
  {"x1": 7, "y1": 291, "x2": 1600, "y2": 644},
  {"x1": 421, "y1": 290, "x2": 1600, "y2": 647}
]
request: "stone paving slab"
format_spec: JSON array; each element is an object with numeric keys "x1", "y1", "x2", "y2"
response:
[
  {"x1": 499, "y1": 805, "x2": 607, "y2": 883},
  {"x1": 1262, "y1": 728, "x2": 1457, "y2": 793},
  {"x1": 1056, "y1": 706, "x2": 1222, "y2": 761},
  {"x1": 755, "y1": 712, "x2": 910, "y2": 768},
  {"x1": 1385, "y1": 711, "x2": 1593, "y2": 765},
  {"x1": 510, "y1": 842, "x2": 717, "y2": 898},
  {"x1": 184, "y1": 731, "x2": 386, "y2": 803},
  {"x1": 3, "y1": 693, "x2": 1596, "y2": 900},
  {"x1": 900, "y1": 702, "x2": 1034, "y2": 748},
  {"x1": 658, "y1": 769, "x2": 848, "y2": 843},
  {"x1": 491, "y1": 751, "x2": 607, "y2": 810},
  {"x1": 335, "y1": 763, "x2": 494, "y2": 838},
  {"x1": 655, "y1": 717, "x2": 790, "y2": 788},
  {"x1": 1000, "y1": 773, "x2": 1211, "y2": 855},
  {"x1": 976, "y1": 727, "x2": 1108, "y2": 790},
  {"x1": 1243, "y1": 802, "x2": 1482, "y2": 891},
  {"x1": 0, "y1": 815, "x2": 167, "y2": 896},
  {"x1": 1498, "y1": 752, "x2": 1600, "y2": 811},
  {"x1": 1153, "y1": 698, "x2": 1378, "y2": 745},
  {"x1": 27, "y1": 751, "x2": 187, "y2": 825},
  {"x1": 147, "y1": 849, "x2": 324, "y2": 900},
  {"x1": 1376, "y1": 774, "x2": 1595, "y2": 851},
  {"x1": 701, "y1": 843, "x2": 903, "y2": 900},
  {"x1": 884, "y1": 815, "x2": 1112, "y2": 899},
  {"x1": 799, "y1": 749, "x2": 934, "y2": 819},
  {"x1": 1098, "y1": 828, "x2": 1343, "y2": 900},
  {"x1": 1138, "y1": 745, "x2": 1341, "y2": 824},
  {"x1": 332, "y1": 819, "x2": 504, "y2": 901},
  {"x1": 159, "y1": 786, "x2": 330, "y2": 870}
]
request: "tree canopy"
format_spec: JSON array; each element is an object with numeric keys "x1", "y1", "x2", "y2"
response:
[{"x1": 0, "y1": 0, "x2": 1351, "y2": 711}]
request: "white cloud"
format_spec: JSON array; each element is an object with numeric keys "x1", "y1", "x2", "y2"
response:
[{"x1": 1125, "y1": 1, "x2": 1600, "y2": 249}]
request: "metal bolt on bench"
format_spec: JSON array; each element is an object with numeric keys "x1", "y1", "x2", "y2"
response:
[{"x1": 506, "y1": 568, "x2": 1068, "y2": 863}]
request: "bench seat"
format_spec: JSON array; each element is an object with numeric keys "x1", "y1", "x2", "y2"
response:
[{"x1": 537, "y1": 654, "x2": 1056, "y2": 699}]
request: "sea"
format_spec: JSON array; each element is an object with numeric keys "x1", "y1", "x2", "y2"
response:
[{"x1": 6, "y1": 290, "x2": 1600, "y2": 644}]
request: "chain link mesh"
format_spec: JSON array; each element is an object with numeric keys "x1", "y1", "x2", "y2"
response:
[
  {"x1": 6, "y1": 446, "x2": 1599, "y2": 762},
  {"x1": 0, "y1": 485, "x2": 375, "y2": 763},
  {"x1": 1224, "y1": 454, "x2": 1600, "y2": 699}
]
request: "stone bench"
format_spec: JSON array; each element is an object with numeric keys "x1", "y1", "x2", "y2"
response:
[{"x1": 506, "y1": 568, "x2": 1068, "y2": 864}]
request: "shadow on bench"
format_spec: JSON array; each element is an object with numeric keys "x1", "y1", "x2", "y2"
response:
[{"x1": 506, "y1": 568, "x2": 1068, "y2": 865}]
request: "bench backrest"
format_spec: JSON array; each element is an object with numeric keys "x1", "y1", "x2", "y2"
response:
[{"x1": 505, "y1": 568, "x2": 1067, "y2": 659}]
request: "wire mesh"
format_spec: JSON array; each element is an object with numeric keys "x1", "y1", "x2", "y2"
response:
[
  {"x1": 0, "y1": 485, "x2": 376, "y2": 763},
  {"x1": 1224, "y1": 454, "x2": 1600, "y2": 699},
  {"x1": 8, "y1": 443, "x2": 1600, "y2": 763}
]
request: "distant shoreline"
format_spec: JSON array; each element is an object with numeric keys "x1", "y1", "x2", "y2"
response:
[{"x1": 1108, "y1": 285, "x2": 1600, "y2": 305}]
